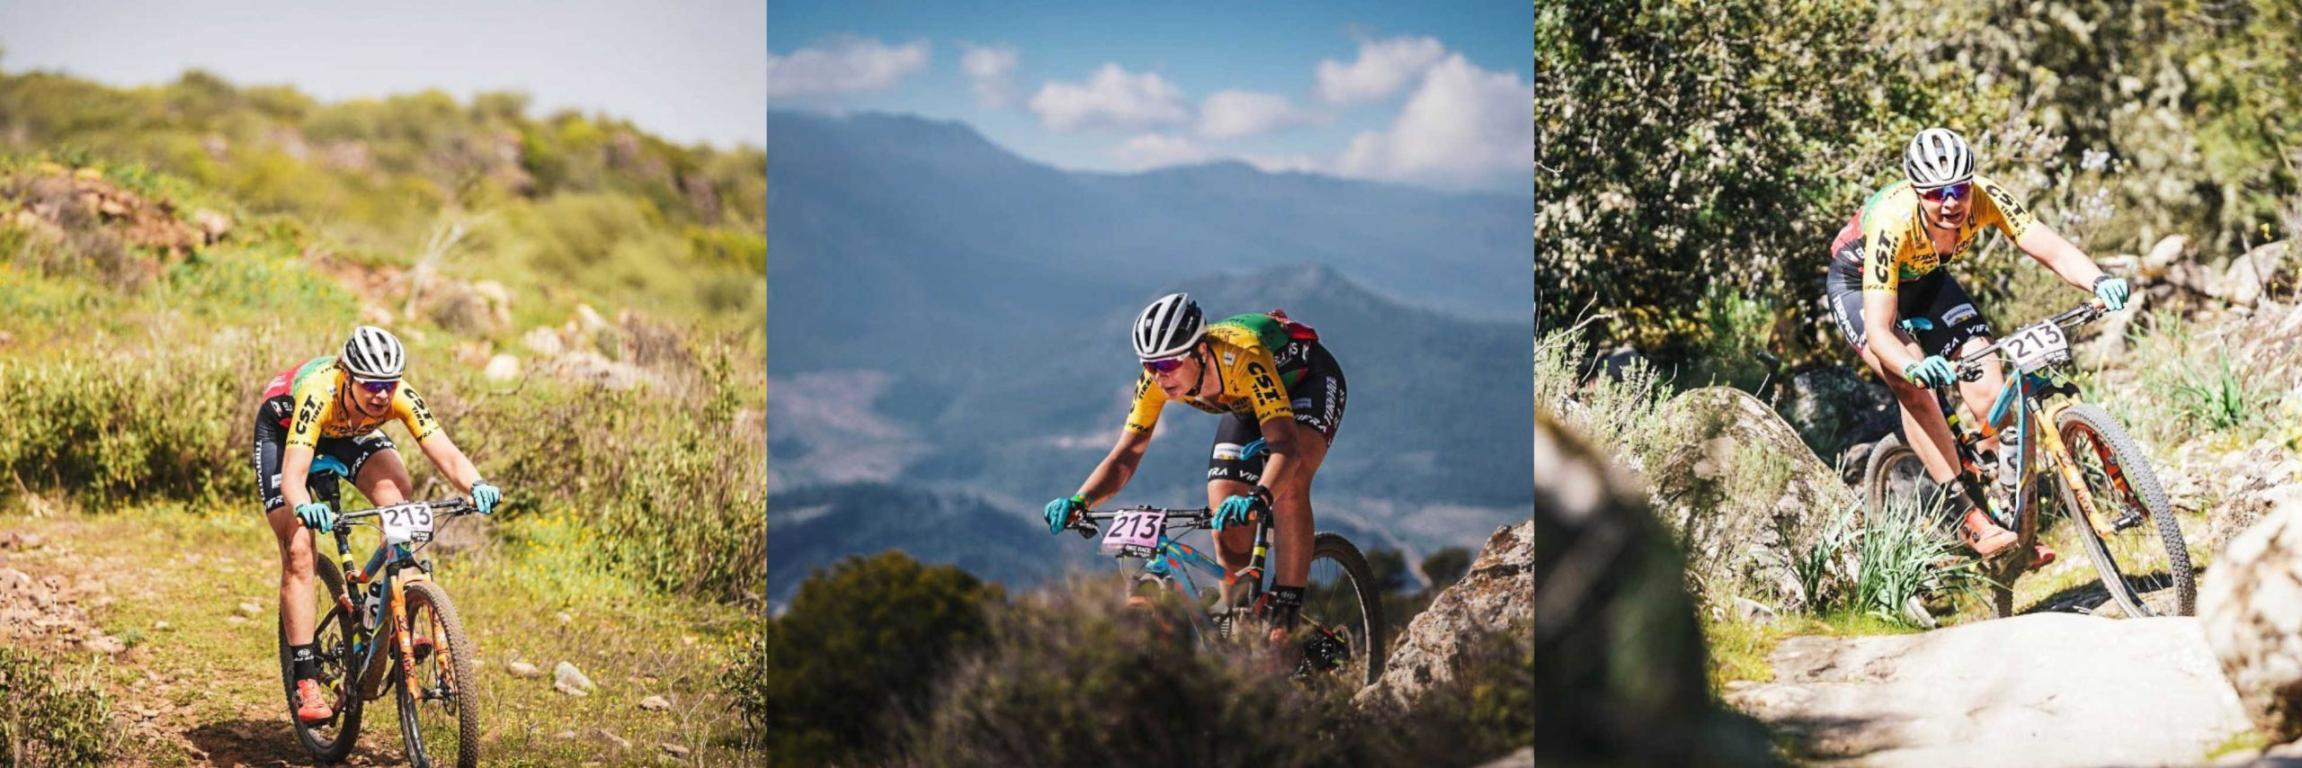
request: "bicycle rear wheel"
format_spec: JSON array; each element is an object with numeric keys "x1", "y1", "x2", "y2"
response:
[
  {"x1": 396, "y1": 580, "x2": 480, "y2": 768},
  {"x1": 282, "y1": 555, "x2": 365, "y2": 761},
  {"x1": 1301, "y1": 532, "x2": 1385, "y2": 686},
  {"x1": 2053, "y1": 404, "x2": 2194, "y2": 617}
]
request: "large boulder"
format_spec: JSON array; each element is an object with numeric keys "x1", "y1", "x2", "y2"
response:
[
  {"x1": 2226, "y1": 241, "x2": 2294, "y2": 308},
  {"x1": 1360, "y1": 519, "x2": 1530, "y2": 709},
  {"x1": 1650, "y1": 387, "x2": 1852, "y2": 610},
  {"x1": 2202, "y1": 494, "x2": 2302, "y2": 742},
  {"x1": 1773, "y1": 365, "x2": 1898, "y2": 474},
  {"x1": 1532, "y1": 409, "x2": 1778, "y2": 767}
]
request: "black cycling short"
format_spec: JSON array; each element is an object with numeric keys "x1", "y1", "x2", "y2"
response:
[
  {"x1": 251, "y1": 394, "x2": 395, "y2": 512},
  {"x1": 1207, "y1": 343, "x2": 1346, "y2": 485},
  {"x1": 1826, "y1": 254, "x2": 1994, "y2": 360}
]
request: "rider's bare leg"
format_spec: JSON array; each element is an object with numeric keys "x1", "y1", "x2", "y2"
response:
[
  {"x1": 1263, "y1": 431, "x2": 1329, "y2": 644},
  {"x1": 1860, "y1": 337, "x2": 1961, "y2": 483},
  {"x1": 355, "y1": 448, "x2": 413, "y2": 506},
  {"x1": 269, "y1": 505, "x2": 318, "y2": 645},
  {"x1": 1207, "y1": 477, "x2": 1256, "y2": 609},
  {"x1": 1954, "y1": 336, "x2": 2009, "y2": 454}
]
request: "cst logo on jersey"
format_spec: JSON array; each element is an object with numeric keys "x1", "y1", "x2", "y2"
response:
[
  {"x1": 293, "y1": 397, "x2": 322, "y2": 433},
  {"x1": 1246, "y1": 361, "x2": 1280, "y2": 403}
]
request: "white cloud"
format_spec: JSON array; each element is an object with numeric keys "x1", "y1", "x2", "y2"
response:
[
  {"x1": 1316, "y1": 36, "x2": 1446, "y2": 105},
  {"x1": 1196, "y1": 90, "x2": 1310, "y2": 139},
  {"x1": 959, "y1": 43, "x2": 1019, "y2": 109},
  {"x1": 1336, "y1": 54, "x2": 1532, "y2": 189},
  {"x1": 1242, "y1": 153, "x2": 1327, "y2": 175},
  {"x1": 767, "y1": 37, "x2": 931, "y2": 98},
  {"x1": 1113, "y1": 133, "x2": 1212, "y2": 170},
  {"x1": 1029, "y1": 63, "x2": 1190, "y2": 132}
]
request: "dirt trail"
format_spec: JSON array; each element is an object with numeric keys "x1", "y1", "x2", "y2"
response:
[
  {"x1": 3, "y1": 517, "x2": 402, "y2": 766},
  {"x1": 1727, "y1": 613, "x2": 2251, "y2": 767}
]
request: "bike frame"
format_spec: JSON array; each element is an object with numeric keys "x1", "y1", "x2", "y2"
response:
[
  {"x1": 307, "y1": 467, "x2": 466, "y2": 709},
  {"x1": 1070, "y1": 503, "x2": 1279, "y2": 618},
  {"x1": 1925, "y1": 301, "x2": 2126, "y2": 540}
]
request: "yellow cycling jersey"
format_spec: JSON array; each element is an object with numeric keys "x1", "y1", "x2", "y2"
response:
[
  {"x1": 1856, "y1": 174, "x2": 2038, "y2": 292},
  {"x1": 282, "y1": 358, "x2": 442, "y2": 448},
  {"x1": 1123, "y1": 322, "x2": 1293, "y2": 435}
]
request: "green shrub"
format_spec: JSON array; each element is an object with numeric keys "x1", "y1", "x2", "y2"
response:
[
  {"x1": 894, "y1": 578, "x2": 1531, "y2": 767},
  {"x1": 0, "y1": 647, "x2": 118, "y2": 765},
  {"x1": 743, "y1": 551, "x2": 1004, "y2": 766}
]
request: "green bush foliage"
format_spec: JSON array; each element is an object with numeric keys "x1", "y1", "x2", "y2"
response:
[
  {"x1": 892, "y1": 578, "x2": 1531, "y2": 767},
  {"x1": 1540, "y1": 0, "x2": 2302, "y2": 364},
  {"x1": 1537, "y1": 0, "x2": 1937, "y2": 357},
  {"x1": 740, "y1": 551, "x2": 1004, "y2": 766},
  {"x1": 0, "y1": 647, "x2": 118, "y2": 765}
]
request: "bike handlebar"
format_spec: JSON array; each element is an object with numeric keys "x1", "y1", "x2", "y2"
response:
[
  {"x1": 1947, "y1": 299, "x2": 2108, "y2": 382},
  {"x1": 332, "y1": 497, "x2": 478, "y2": 534},
  {"x1": 1065, "y1": 505, "x2": 1214, "y2": 539}
]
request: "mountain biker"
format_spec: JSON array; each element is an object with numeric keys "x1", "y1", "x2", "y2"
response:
[
  {"x1": 253, "y1": 326, "x2": 501, "y2": 725},
  {"x1": 1045, "y1": 293, "x2": 1346, "y2": 645},
  {"x1": 1826, "y1": 128, "x2": 2129, "y2": 562}
]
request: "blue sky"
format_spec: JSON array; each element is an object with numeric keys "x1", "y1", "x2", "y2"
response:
[
  {"x1": 768, "y1": 1, "x2": 1532, "y2": 192},
  {"x1": 0, "y1": 1, "x2": 765, "y2": 150}
]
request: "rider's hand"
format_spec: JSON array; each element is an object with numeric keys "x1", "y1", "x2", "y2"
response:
[
  {"x1": 1045, "y1": 494, "x2": 1087, "y2": 535},
  {"x1": 470, "y1": 482, "x2": 501, "y2": 516},
  {"x1": 1214, "y1": 487, "x2": 1273, "y2": 531},
  {"x1": 295, "y1": 501, "x2": 334, "y2": 531},
  {"x1": 2093, "y1": 275, "x2": 2130, "y2": 311},
  {"x1": 1902, "y1": 356, "x2": 1956, "y2": 388}
]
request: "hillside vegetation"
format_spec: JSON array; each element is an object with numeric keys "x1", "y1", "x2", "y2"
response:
[
  {"x1": 1539, "y1": 0, "x2": 2301, "y2": 365},
  {"x1": 1, "y1": 62, "x2": 765, "y2": 762}
]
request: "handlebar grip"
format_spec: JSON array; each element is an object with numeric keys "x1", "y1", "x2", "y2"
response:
[{"x1": 1072, "y1": 520, "x2": 1097, "y2": 539}]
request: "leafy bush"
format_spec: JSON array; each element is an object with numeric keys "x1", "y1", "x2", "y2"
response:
[
  {"x1": 0, "y1": 647, "x2": 118, "y2": 765},
  {"x1": 739, "y1": 551, "x2": 1003, "y2": 766},
  {"x1": 893, "y1": 578, "x2": 1531, "y2": 767},
  {"x1": 1537, "y1": 0, "x2": 1938, "y2": 357}
]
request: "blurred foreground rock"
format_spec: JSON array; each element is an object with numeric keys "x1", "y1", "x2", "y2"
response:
[
  {"x1": 1357, "y1": 518, "x2": 1529, "y2": 708},
  {"x1": 2203, "y1": 497, "x2": 2302, "y2": 743},
  {"x1": 1534, "y1": 408, "x2": 1779, "y2": 767}
]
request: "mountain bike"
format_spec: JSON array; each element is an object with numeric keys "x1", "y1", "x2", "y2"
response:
[
  {"x1": 1863, "y1": 299, "x2": 2194, "y2": 619},
  {"x1": 1060, "y1": 499, "x2": 1386, "y2": 687},
  {"x1": 277, "y1": 456, "x2": 481, "y2": 767}
]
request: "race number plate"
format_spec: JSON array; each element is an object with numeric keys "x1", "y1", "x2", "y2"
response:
[
  {"x1": 2003, "y1": 320, "x2": 2071, "y2": 373},
  {"x1": 1099, "y1": 509, "x2": 1165, "y2": 557},
  {"x1": 380, "y1": 504, "x2": 435, "y2": 545}
]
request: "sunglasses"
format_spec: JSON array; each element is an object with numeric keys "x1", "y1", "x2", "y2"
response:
[
  {"x1": 1142, "y1": 356, "x2": 1189, "y2": 374},
  {"x1": 352, "y1": 376, "x2": 400, "y2": 394},
  {"x1": 1919, "y1": 181, "x2": 1971, "y2": 203}
]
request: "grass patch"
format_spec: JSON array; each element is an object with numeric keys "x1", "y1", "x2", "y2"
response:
[
  {"x1": 0, "y1": 647, "x2": 120, "y2": 765},
  {"x1": 2205, "y1": 727, "x2": 2269, "y2": 761},
  {"x1": 0, "y1": 502, "x2": 758, "y2": 764},
  {"x1": 1706, "y1": 610, "x2": 1924, "y2": 695}
]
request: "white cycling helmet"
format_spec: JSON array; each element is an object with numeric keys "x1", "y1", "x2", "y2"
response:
[
  {"x1": 339, "y1": 325, "x2": 407, "y2": 379},
  {"x1": 1132, "y1": 292, "x2": 1205, "y2": 362},
  {"x1": 1903, "y1": 127, "x2": 1975, "y2": 190}
]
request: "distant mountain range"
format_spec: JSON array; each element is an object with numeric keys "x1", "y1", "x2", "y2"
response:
[{"x1": 765, "y1": 110, "x2": 1530, "y2": 603}]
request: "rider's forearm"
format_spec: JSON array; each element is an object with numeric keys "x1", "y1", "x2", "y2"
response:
[
  {"x1": 418, "y1": 433, "x2": 484, "y2": 490},
  {"x1": 1076, "y1": 433, "x2": 1149, "y2": 506},
  {"x1": 2019, "y1": 225, "x2": 2106, "y2": 289},
  {"x1": 1076, "y1": 461, "x2": 1132, "y2": 507}
]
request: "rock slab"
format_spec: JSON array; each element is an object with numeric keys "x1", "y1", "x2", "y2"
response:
[{"x1": 1728, "y1": 614, "x2": 2250, "y2": 767}]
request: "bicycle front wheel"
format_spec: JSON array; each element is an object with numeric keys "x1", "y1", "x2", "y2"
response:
[
  {"x1": 396, "y1": 580, "x2": 480, "y2": 768},
  {"x1": 1302, "y1": 532, "x2": 1386, "y2": 687},
  {"x1": 2053, "y1": 403, "x2": 2195, "y2": 617}
]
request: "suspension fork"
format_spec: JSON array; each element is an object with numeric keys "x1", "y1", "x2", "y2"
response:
[{"x1": 2027, "y1": 397, "x2": 2123, "y2": 539}]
